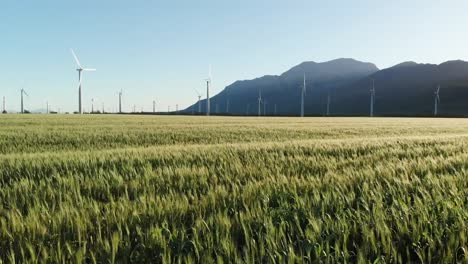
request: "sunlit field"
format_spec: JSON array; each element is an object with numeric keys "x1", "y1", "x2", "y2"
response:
[{"x1": 0, "y1": 115, "x2": 467, "y2": 263}]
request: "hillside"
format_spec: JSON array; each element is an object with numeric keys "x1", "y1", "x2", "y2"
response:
[
  {"x1": 183, "y1": 59, "x2": 468, "y2": 116},
  {"x1": 184, "y1": 58, "x2": 379, "y2": 115}
]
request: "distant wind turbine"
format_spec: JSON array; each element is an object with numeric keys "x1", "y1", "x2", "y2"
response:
[
  {"x1": 258, "y1": 89, "x2": 262, "y2": 116},
  {"x1": 153, "y1": 100, "x2": 156, "y2": 113},
  {"x1": 434, "y1": 85, "x2": 440, "y2": 116},
  {"x1": 326, "y1": 88, "x2": 331, "y2": 116},
  {"x1": 20, "y1": 88, "x2": 29, "y2": 114},
  {"x1": 300, "y1": 73, "x2": 307, "y2": 117},
  {"x1": 205, "y1": 65, "x2": 212, "y2": 116},
  {"x1": 71, "y1": 49, "x2": 96, "y2": 114},
  {"x1": 370, "y1": 79, "x2": 375, "y2": 117},
  {"x1": 2, "y1": 96, "x2": 6, "y2": 113},
  {"x1": 118, "y1": 90, "x2": 123, "y2": 113},
  {"x1": 194, "y1": 89, "x2": 202, "y2": 113}
]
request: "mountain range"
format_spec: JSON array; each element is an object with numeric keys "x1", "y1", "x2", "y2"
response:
[{"x1": 183, "y1": 58, "x2": 468, "y2": 117}]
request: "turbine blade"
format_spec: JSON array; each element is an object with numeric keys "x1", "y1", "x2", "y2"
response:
[
  {"x1": 83, "y1": 68, "x2": 96, "y2": 72},
  {"x1": 23, "y1": 90, "x2": 29, "y2": 97},
  {"x1": 70, "y1": 49, "x2": 82, "y2": 68}
]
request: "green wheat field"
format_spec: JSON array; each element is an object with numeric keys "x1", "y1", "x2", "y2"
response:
[{"x1": 0, "y1": 115, "x2": 467, "y2": 263}]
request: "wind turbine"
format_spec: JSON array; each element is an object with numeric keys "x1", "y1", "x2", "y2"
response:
[
  {"x1": 300, "y1": 73, "x2": 307, "y2": 117},
  {"x1": 2, "y1": 96, "x2": 6, "y2": 113},
  {"x1": 118, "y1": 90, "x2": 123, "y2": 113},
  {"x1": 258, "y1": 89, "x2": 262, "y2": 116},
  {"x1": 274, "y1": 104, "x2": 277, "y2": 116},
  {"x1": 370, "y1": 79, "x2": 375, "y2": 117},
  {"x1": 434, "y1": 85, "x2": 440, "y2": 116},
  {"x1": 71, "y1": 49, "x2": 96, "y2": 114},
  {"x1": 20, "y1": 88, "x2": 29, "y2": 114},
  {"x1": 194, "y1": 89, "x2": 202, "y2": 113},
  {"x1": 153, "y1": 100, "x2": 156, "y2": 113},
  {"x1": 205, "y1": 65, "x2": 212, "y2": 116},
  {"x1": 326, "y1": 88, "x2": 331, "y2": 116}
]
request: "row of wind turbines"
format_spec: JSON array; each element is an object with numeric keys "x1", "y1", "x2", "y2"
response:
[
  {"x1": 254, "y1": 75, "x2": 441, "y2": 117},
  {"x1": 3, "y1": 51, "x2": 443, "y2": 117},
  {"x1": 136, "y1": 67, "x2": 441, "y2": 117}
]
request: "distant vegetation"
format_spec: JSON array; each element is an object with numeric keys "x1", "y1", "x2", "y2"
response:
[{"x1": 0, "y1": 115, "x2": 466, "y2": 263}]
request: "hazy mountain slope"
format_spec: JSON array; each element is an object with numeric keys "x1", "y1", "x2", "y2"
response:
[
  {"x1": 183, "y1": 59, "x2": 468, "y2": 116},
  {"x1": 331, "y1": 60, "x2": 468, "y2": 116},
  {"x1": 184, "y1": 58, "x2": 379, "y2": 115}
]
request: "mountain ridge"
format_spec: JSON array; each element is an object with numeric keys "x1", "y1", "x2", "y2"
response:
[{"x1": 183, "y1": 58, "x2": 468, "y2": 116}]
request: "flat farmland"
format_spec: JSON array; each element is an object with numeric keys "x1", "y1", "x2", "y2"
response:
[{"x1": 0, "y1": 115, "x2": 466, "y2": 263}]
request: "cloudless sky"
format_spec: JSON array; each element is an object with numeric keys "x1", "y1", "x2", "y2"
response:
[{"x1": 1, "y1": 0, "x2": 467, "y2": 113}]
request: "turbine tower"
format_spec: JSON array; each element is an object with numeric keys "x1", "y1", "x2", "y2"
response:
[
  {"x1": 118, "y1": 90, "x2": 123, "y2": 113},
  {"x1": 194, "y1": 89, "x2": 202, "y2": 113},
  {"x1": 71, "y1": 49, "x2": 96, "y2": 114},
  {"x1": 20, "y1": 88, "x2": 28, "y2": 114},
  {"x1": 434, "y1": 85, "x2": 440, "y2": 116},
  {"x1": 326, "y1": 88, "x2": 331, "y2": 116},
  {"x1": 3, "y1": 96, "x2": 6, "y2": 113},
  {"x1": 258, "y1": 89, "x2": 262, "y2": 116},
  {"x1": 300, "y1": 73, "x2": 307, "y2": 117},
  {"x1": 205, "y1": 65, "x2": 212, "y2": 116},
  {"x1": 370, "y1": 79, "x2": 375, "y2": 117},
  {"x1": 153, "y1": 100, "x2": 156, "y2": 113}
]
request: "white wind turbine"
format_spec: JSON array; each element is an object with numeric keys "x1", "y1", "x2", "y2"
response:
[
  {"x1": 300, "y1": 73, "x2": 307, "y2": 117},
  {"x1": 434, "y1": 85, "x2": 440, "y2": 116},
  {"x1": 370, "y1": 79, "x2": 375, "y2": 117},
  {"x1": 205, "y1": 65, "x2": 212, "y2": 116},
  {"x1": 20, "y1": 88, "x2": 29, "y2": 114},
  {"x1": 71, "y1": 49, "x2": 96, "y2": 114},
  {"x1": 258, "y1": 88, "x2": 262, "y2": 116},
  {"x1": 194, "y1": 89, "x2": 202, "y2": 113},
  {"x1": 118, "y1": 89, "x2": 123, "y2": 113}
]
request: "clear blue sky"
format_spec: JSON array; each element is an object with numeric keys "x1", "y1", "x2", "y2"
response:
[{"x1": 1, "y1": 0, "x2": 467, "y2": 113}]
